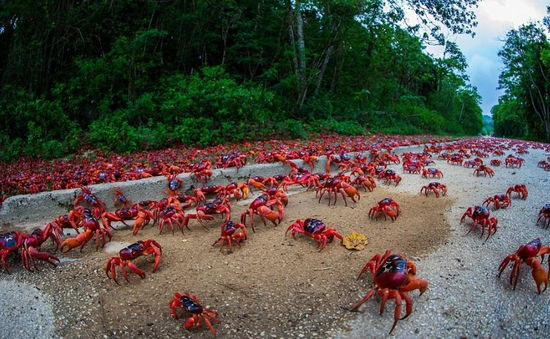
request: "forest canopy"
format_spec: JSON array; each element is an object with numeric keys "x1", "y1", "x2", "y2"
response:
[
  {"x1": 492, "y1": 6, "x2": 550, "y2": 141},
  {"x1": 0, "y1": 0, "x2": 485, "y2": 161}
]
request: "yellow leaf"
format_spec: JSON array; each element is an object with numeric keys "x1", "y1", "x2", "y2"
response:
[{"x1": 342, "y1": 231, "x2": 369, "y2": 251}]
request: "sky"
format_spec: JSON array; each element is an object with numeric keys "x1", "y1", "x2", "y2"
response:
[{"x1": 426, "y1": 0, "x2": 548, "y2": 116}]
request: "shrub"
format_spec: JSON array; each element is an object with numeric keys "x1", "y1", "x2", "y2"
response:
[
  {"x1": 0, "y1": 136, "x2": 23, "y2": 163},
  {"x1": 174, "y1": 117, "x2": 220, "y2": 147},
  {"x1": 274, "y1": 119, "x2": 307, "y2": 139},
  {"x1": 88, "y1": 110, "x2": 145, "y2": 152}
]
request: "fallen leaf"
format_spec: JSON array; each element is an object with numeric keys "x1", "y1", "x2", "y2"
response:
[{"x1": 342, "y1": 231, "x2": 369, "y2": 251}]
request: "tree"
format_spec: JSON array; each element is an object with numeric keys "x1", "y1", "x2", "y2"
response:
[
  {"x1": 497, "y1": 19, "x2": 550, "y2": 140},
  {"x1": 492, "y1": 96, "x2": 526, "y2": 138},
  {"x1": 0, "y1": 0, "x2": 484, "y2": 160},
  {"x1": 284, "y1": 0, "x2": 480, "y2": 115}
]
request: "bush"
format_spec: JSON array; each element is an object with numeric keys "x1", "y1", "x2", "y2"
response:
[
  {"x1": 159, "y1": 66, "x2": 275, "y2": 131},
  {"x1": 174, "y1": 117, "x2": 220, "y2": 147},
  {"x1": 274, "y1": 119, "x2": 307, "y2": 139},
  {"x1": 88, "y1": 110, "x2": 145, "y2": 152},
  {"x1": 305, "y1": 119, "x2": 365, "y2": 136},
  {"x1": 0, "y1": 135, "x2": 23, "y2": 163}
]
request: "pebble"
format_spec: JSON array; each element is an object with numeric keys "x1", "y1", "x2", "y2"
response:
[{"x1": 330, "y1": 146, "x2": 550, "y2": 339}]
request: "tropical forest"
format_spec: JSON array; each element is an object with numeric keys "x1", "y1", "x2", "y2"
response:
[{"x1": 0, "y1": 0, "x2": 548, "y2": 162}]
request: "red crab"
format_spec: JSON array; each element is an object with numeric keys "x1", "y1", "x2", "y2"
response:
[
  {"x1": 192, "y1": 185, "x2": 224, "y2": 203},
  {"x1": 288, "y1": 161, "x2": 311, "y2": 177},
  {"x1": 350, "y1": 250, "x2": 428, "y2": 334},
  {"x1": 60, "y1": 206, "x2": 112, "y2": 252},
  {"x1": 420, "y1": 182, "x2": 447, "y2": 198},
  {"x1": 368, "y1": 198, "x2": 401, "y2": 221},
  {"x1": 170, "y1": 292, "x2": 220, "y2": 337},
  {"x1": 247, "y1": 176, "x2": 278, "y2": 191},
  {"x1": 377, "y1": 169, "x2": 402, "y2": 186},
  {"x1": 100, "y1": 207, "x2": 154, "y2": 230},
  {"x1": 189, "y1": 159, "x2": 213, "y2": 185},
  {"x1": 164, "y1": 174, "x2": 184, "y2": 196},
  {"x1": 505, "y1": 155, "x2": 524, "y2": 168},
  {"x1": 463, "y1": 159, "x2": 482, "y2": 168},
  {"x1": 351, "y1": 174, "x2": 377, "y2": 192},
  {"x1": 381, "y1": 152, "x2": 400, "y2": 164},
  {"x1": 105, "y1": 239, "x2": 162, "y2": 284},
  {"x1": 74, "y1": 186, "x2": 106, "y2": 217},
  {"x1": 285, "y1": 218, "x2": 343, "y2": 251},
  {"x1": 326, "y1": 152, "x2": 354, "y2": 173},
  {"x1": 537, "y1": 204, "x2": 550, "y2": 228},
  {"x1": 403, "y1": 164, "x2": 423, "y2": 174},
  {"x1": 169, "y1": 193, "x2": 199, "y2": 209},
  {"x1": 483, "y1": 194, "x2": 511, "y2": 210},
  {"x1": 216, "y1": 182, "x2": 249, "y2": 201},
  {"x1": 158, "y1": 204, "x2": 198, "y2": 234},
  {"x1": 212, "y1": 220, "x2": 247, "y2": 252},
  {"x1": 316, "y1": 176, "x2": 360, "y2": 206},
  {"x1": 0, "y1": 223, "x2": 61, "y2": 273},
  {"x1": 240, "y1": 190, "x2": 286, "y2": 232},
  {"x1": 216, "y1": 151, "x2": 248, "y2": 171},
  {"x1": 498, "y1": 238, "x2": 550, "y2": 294},
  {"x1": 421, "y1": 167, "x2": 443, "y2": 179},
  {"x1": 447, "y1": 154, "x2": 463, "y2": 165},
  {"x1": 113, "y1": 187, "x2": 132, "y2": 209},
  {"x1": 300, "y1": 151, "x2": 318, "y2": 171},
  {"x1": 490, "y1": 159, "x2": 502, "y2": 167},
  {"x1": 506, "y1": 184, "x2": 528, "y2": 200},
  {"x1": 473, "y1": 165, "x2": 494, "y2": 177},
  {"x1": 196, "y1": 198, "x2": 231, "y2": 227},
  {"x1": 47, "y1": 214, "x2": 80, "y2": 233},
  {"x1": 279, "y1": 173, "x2": 320, "y2": 191},
  {"x1": 460, "y1": 206, "x2": 498, "y2": 241}
]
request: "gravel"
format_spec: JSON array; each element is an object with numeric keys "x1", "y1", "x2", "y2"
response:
[
  {"x1": 1, "y1": 137, "x2": 550, "y2": 339},
  {"x1": 330, "y1": 140, "x2": 550, "y2": 339},
  {"x1": 0, "y1": 280, "x2": 57, "y2": 338}
]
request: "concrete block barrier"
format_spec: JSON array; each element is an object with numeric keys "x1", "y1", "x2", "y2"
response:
[{"x1": 0, "y1": 145, "x2": 425, "y2": 230}]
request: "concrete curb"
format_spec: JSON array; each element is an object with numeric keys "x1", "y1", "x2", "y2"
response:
[{"x1": 0, "y1": 146, "x2": 424, "y2": 230}]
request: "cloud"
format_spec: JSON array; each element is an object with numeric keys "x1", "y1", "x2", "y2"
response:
[
  {"x1": 434, "y1": 0, "x2": 548, "y2": 115},
  {"x1": 467, "y1": 54, "x2": 503, "y2": 114}
]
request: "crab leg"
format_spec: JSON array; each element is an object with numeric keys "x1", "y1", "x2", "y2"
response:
[
  {"x1": 21, "y1": 246, "x2": 59, "y2": 271},
  {"x1": 349, "y1": 286, "x2": 376, "y2": 312},
  {"x1": 388, "y1": 290, "x2": 403, "y2": 334},
  {"x1": 400, "y1": 291, "x2": 413, "y2": 320}
]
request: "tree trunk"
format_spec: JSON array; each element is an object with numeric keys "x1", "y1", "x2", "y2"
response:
[
  {"x1": 295, "y1": 2, "x2": 307, "y2": 110},
  {"x1": 314, "y1": 45, "x2": 333, "y2": 95},
  {"x1": 287, "y1": 1, "x2": 299, "y2": 80}
]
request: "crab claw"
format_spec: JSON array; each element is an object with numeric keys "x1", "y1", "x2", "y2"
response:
[
  {"x1": 60, "y1": 230, "x2": 94, "y2": 253},
  {"x1": 184, "y1": 316, "x2": 197, "y2": 330},
  {"x1": 526, "y1": 257, "x2": 549, "y2": 294}
]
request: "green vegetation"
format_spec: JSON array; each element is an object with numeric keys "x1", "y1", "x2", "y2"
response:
[
  {"x1": 482, "y1": 115, "x2": 494, "y2": 136},
  {"x1": 493, "y1": 7, "x2": 550, "y2": 141},
  {"x1": 0, "y1": 0, "x2": 484, "y2": 161}
]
